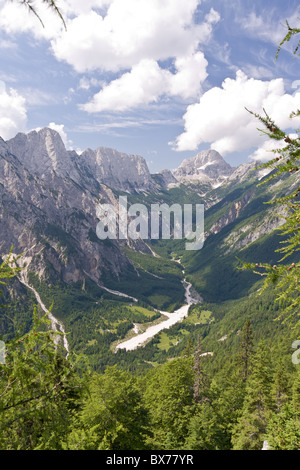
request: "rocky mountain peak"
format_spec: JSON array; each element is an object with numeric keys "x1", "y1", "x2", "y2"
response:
[
  {"x1": 2, "y1": 127, "x2": 159, "y2": 193},
  {"x1": 77, "y1": 146, "x2": 156, "y2": 193},
  {"x1": 173, "y1": 149, "x2": 234, "y2": 184},
  {"x1": 6, "y1": 127, "x2": 79, "y2": 181},
  {"x1": 0, "y1": 136, "x2": 8, "y2": 156}
]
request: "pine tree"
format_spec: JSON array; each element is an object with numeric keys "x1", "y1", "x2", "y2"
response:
[
  {"x1": 292, "y1": 368, "x2": 300, "y2": 412},
  {"x1": 0, "y1": 310, "x2": 87, "y2": 450},
  {"x1": 231, "y1": 341, "x2": 274, "y2": 450},
  {"x1": 238, "y1": 320, "x2": 254, "y2": 382},
  {"x1": 64, "y1": 366, "x2": 151, "y2": 450},
  {"x1": 192, "y1": 335, "x2": 209, "y2": 404},
  {"x1": 239, "y1": 15, "x2": 300, "y2": 328},
  {"x1": 265, "y1": 369, "x2": 300, "y2": 452},
  {"x1": 271, "y1": 359, "x2": 291, "y2": 412},
  {"x1": 265, "y1": 403, "x2": 300, "y2": 450}
]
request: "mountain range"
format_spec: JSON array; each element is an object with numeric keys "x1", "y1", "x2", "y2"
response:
[
  {"x1": 0, "y1": 126, "x2": 298, "y2": 369},
  {"x1": 0, "y1": 127, "x2": 243, "y2": 284}
]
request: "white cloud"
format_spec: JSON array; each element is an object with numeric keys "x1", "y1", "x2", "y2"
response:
[
  {"x1": 0, "y1": 81, "x2": 27, "y2": 140},
  {"x1": 0, "y1": 1, "x2": 219, "y2": 116},
  {"x1": 0, "y1": 0, "x2": 65, "y2": 39},
  {"x1": 171, "y1": 70, "x2": 300, "y2": 157},
  {"x1": 250, "y1": 133, "x2": 299, "y2": 162},
  {"x1": 249, "y1": 139, "x2": 285, "y2": 163},
  {"x1": 81, "y1": 52, "x2": 208, "y2": 113},
  {"x1": 238, "y1": 8, "x2": 300, "y2": 45},
  {"x1": 81, "y1": 59, "x2": 170, "y2": 112},
  {"x1": 78, "y1": 77, "x2": 91, "y2": 90},
  {"x1": 78, "y1": 76, "x2": 104, "y2": 90},
  {"x1": 50, "y1": 0, "x2": 217, "y2": 73},
  {"x1": 170, "y1": 52, "x2": 208, "y2": 100},
  {"x1": 62, "y1": 0, "x2": 114, "y2": 16}
]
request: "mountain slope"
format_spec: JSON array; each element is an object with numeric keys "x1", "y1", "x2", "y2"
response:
[
  {"x1": 1, "y1": 126, "x2": 298, "y2": 371},
  {"x1": 173, "y1": 149, "x2": 234, "y2": 186}
]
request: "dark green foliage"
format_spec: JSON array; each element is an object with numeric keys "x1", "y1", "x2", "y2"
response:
[
  {"x1": 64, "y1": 366, "x2": 151, "y2": 450},
  {"x1": 0, "y1": 311, "x2": 87, "y2": 450}
]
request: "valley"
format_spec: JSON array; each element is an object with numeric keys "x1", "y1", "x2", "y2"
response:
[
  {"x1": 0, "y1": 126, "x2": 298, "y2": 373},
  {"x1": 1, "y1": 126, "x2": 300, "y2": 451},
  {"x1": 116, "y1": 263, "x2": 200, "y2": 351},
  {"x1": 1, "y1": 1, "x2": 300, "y2": 451}
]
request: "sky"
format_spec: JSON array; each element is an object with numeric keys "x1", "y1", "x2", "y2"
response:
[{"x1": 0, "y1": 0, "x2": 300, "y2": 173}]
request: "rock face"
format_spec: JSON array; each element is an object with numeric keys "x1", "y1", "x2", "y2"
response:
[
  {"x1": 6, "y1": 128, "x2": 80, "y2": 181},
  {"x1": 155, "y1": 169, "x2": 179, "y2": 188},
  {"x1": 173, "y1": 149, "x2": 234, "y2": 185},
  {"x1": 76, "y1": 146, "x2": 156, "y2": 193},
  {"x1": 6, "y1": 128, "x2": 157, "y2": 193},
  {"x1": 0, "y1": 128, "x2": 137, "y2": 288},
  {"x1": 0, "y1": 126, "x2": 271, "y2": 297}
]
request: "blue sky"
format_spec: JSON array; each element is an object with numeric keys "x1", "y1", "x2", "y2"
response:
[{"x1": 0, "y1": 0, "x2": 300, "y2": 172}]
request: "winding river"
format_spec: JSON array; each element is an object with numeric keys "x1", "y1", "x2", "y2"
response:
[
  {"x1": 6, "y1": 252, "x2": 70, "y2": 357},
  {"x1": 9, "y1": 251, "x2": 200, "y2": 356},
  {"x1": 19, "y1": 269, "x2": 70, "y2": 356}
]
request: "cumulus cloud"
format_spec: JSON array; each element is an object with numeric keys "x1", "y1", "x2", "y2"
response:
[
  {"x1": 171, "y1": 70, "x2": 300, "y2": 157},
  {"x1": 249, "y1": 133, "x2": 299, "y2": 162},
  {"x1": 50, "y1": 1, "x2": 218, "y2": 73},
  {"x1": 0, "y1": 1, "x2": 219, "y2": 115},
  {"x1": 170, "y1": 53, "x2": 208, "y2": 100},
  {"x1": 81, "y1": 52, "x2": 208, "y2": 113},
  {"x1": 0, "y1": 0, "x2": 114, "y2": 40},
  {"x1": 0, "y1": 81, "x2": 27, "y2": 140},
  {"x1": 0, "y1": 0, "x2": 65, "y2": 39},
  {"x1": 81, "y1": 59, "x2": 170, "y2": 112}
]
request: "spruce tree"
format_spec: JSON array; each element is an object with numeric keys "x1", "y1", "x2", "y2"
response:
[
  {"x1": 193, "y1": 335, "x2": 209, "y2": 404},
  {"x1": 292, "y1": 368, "x2": 300, "y2": 412},
  {"x1": 271, "y1": 359, "x2": 291, "y2": 412},
  {"x1": 240, "y1": 15, "x2": 300, "y2": 327},
  {"x1": 231, "y1": 341, "x2": 274, "y2": 450},
  {"x1": 238, "y1": 320, "x2": 254, "y2": 382}
]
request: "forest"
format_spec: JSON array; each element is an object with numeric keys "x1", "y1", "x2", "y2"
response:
[{"x1": 0, "y1": 274, "x2": 300, "y2": 450}]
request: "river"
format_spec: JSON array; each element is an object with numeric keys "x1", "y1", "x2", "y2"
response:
[
  {"x1": 9, "y1": 251, "x2": 199, "y2": 356},
  {"x1": 6, "y1": 252, "x2": 70, "y2": 357},
  {"x1": 19, "y1": 268, "x2": 70, "y2": 356},
  {"x1": 115, "y1": 278, "x2": 200, "y2": 351}
]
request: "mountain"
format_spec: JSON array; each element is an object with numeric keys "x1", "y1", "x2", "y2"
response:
[
  {"x1": 153, "y1": 169, "x2": 179, "y2": 189},
  {"x1": 6, "y1": 128, "x2": 80, "y2": 181},
  {"x1": 1, "y1": 126, "x2": 297, "y2": 372},
  {"x1": 76, "y1": 146, "x2": 157, "y2": 193},
  {"x1": 0, "y1": 131, "x2": 132, "y2": 287},
  {"x1": 6, "y1": 128, "x2": 157, "y2": 193},
  {"x1": 173, "y1": 149, "x2": 234, "y2": 186}
]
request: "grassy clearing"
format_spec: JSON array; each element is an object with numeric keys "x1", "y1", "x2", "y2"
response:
[{"x1": 183, "y1": 308, "x2": 214, "y2": 325}]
